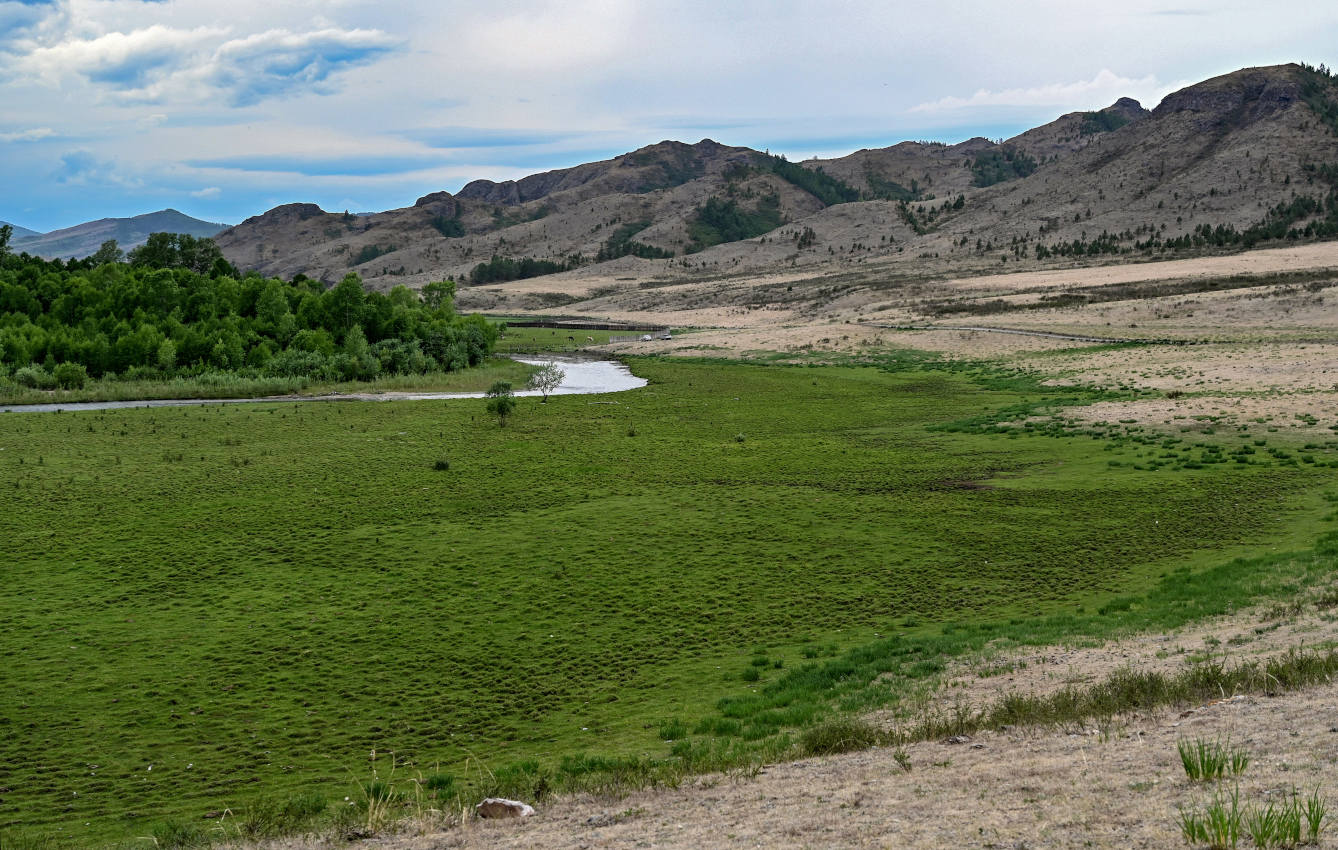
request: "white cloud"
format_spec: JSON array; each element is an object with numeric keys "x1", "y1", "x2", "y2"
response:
[
  {"x1": 0, "y1": 0, "x2": 64, "y2": 47},
  {"x1": 910, "y1": 69, "x2": 1181, "y2": 114},
  {"x1": 203, "y1": 27, "x2": 401, "y2": 105},
  {"x1": 460, "y1": 0, "x2": 636, "y2": 73},
  {"x1": 9, "y1": 20, "x2": 398, "y2": 105},
  {"x1": 18, "y1": 24, "x2": 224, "y2": 89},
  {"x1": 0, "y1": 126, "x2": 55, "y2": 142},
  {"x1": 190, "y1": 186, "x2": 221, "y2": 198},
  {"x1": 51, "y1": 149, "x2": 142, "y2": 188}
]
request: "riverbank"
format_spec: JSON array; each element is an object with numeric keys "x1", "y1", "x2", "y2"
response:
[{"x1": 0, "y1": 356, "x2": 643, "y2": 413}]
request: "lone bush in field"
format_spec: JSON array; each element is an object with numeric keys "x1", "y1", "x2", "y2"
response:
[{"x1": 486, "y1": 381, "x2": 517, "y2": 426}]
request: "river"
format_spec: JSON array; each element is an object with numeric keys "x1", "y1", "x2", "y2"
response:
[{"x1": 0, "y1": 356, "x2": 646, "y2": 414}]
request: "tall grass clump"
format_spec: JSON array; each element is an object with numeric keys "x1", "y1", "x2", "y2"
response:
[
  {"x1": 799, "y1": 716, "x2": 880, "y2": 756},
  {"x1": 1179, "y1": 737, "x2": 1251, "y2": 782},
  {"x1": 1180, "y1": 786, "x2": 1243, "y2": 849}
]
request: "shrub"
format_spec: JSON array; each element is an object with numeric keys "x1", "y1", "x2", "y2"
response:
[
  {"x1": 432, "y1": 459, "x2": 450, "y2": 471},
  {"x1": 13, "y1": 365, "x2": 55, "y2": 390},
  {"x1": 485, "y1": 381, "x2": 517, "y2": 426},
  {"x1": 52, "y1": 362, "x2": 88, "y2": 390}
]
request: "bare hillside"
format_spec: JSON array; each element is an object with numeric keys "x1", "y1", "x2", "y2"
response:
[{"x1": 215, "y1": 63, "x2": 1338, "y2": 306}]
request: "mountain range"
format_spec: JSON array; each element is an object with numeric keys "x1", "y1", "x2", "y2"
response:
[
  {"x1": 211, "y1": 64, "x2": 1338, "y2": 296},
  {"x1": 3, "y1": 209, "x2": 228, "y2": 260},
  {"x1": 11, "y1": 63, "x2": 1337, "y2": 296}
]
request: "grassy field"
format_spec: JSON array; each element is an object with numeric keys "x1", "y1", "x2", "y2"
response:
[
  {"x1": 492, "y1": 324, "x2": 648, "y2": 354},
  {"x1": 0, "y1": 358, "x2": 537, "y2": 407},
  {"x1": 2, "y1": 355, "x2": 1336, "y2": 846}
]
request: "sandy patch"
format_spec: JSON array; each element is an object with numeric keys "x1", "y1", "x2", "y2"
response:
[
  {"x1": 1065, "y1": 393, "x2": 1338, "y2": 435},
  {"x1": 1025, "y1": 343, "x2": 1338, "y2": 394},
  {"x1": 935, "y1": 241, "x2": 1338, "y2": 295}
]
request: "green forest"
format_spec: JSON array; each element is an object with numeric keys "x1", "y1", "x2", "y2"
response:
[
  {"x1": 0, "y1": 233, "x2": 498, "y2": 391},
  {"x1": 686, "y1": 194, "x2": 785, "y2": 252},
  {"x1": 970, "y1": 146, "x2": 1039, "y2": 188}
]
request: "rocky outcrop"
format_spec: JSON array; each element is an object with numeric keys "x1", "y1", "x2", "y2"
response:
[
  {"x1": 1107, "y1": 97, "x2": 1150, "y2": 122},
  {"x1": 1154, "y1": 64, "x2": 1303, "y2": 128},
  {"x1": 458, "y1": 139, "x2": 750, "y2": 206},
  {"x1": 235, "y1": 203, "x2": 327, "y2": 228},
  {"x1": 413, "y1": 191, "x2": 458, "y2": 218}
]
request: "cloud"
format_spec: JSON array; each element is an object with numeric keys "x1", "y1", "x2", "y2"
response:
[
  {"x1": 0, "y1": 126, "x2": 54, "y2": 142},
  {"x1": 911, "y1": 69, "x2": 1170, "y2": 113},
  {"x1": 186, "y1": 153, "x2": 446, "y2": 177},
  {"x1": 0, "y1": 0, "x2": 61, "y2": 47},
  {"x1": 10, "y1": 22, "x2": 399, "y2": 105},
  {"x1": 204, "y1": 27, "x2": 401, "y2": 106},
  {"x1": 18, "y1": 24, "x2": 223, "y2": 89},
  {"x1": 406, "y1": 127, "x2": 573, "y2": 149},
  {"x1": 51, "y1": 149, "x2": 140, "y2": 187},
  {"x1": 462, "y1": 0, "x2": 635, "y2": 72},
  {"x1": 190, "y1": 186, "x2": 221, "y2": 198}
]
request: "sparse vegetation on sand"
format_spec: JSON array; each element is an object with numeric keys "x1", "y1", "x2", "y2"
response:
[{"x1": 4, "y1": 355, "x2": 1338, "y2": 846}]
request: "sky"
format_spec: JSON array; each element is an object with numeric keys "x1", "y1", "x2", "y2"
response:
[{"x1": 1, "y1": 0, "x2": 1335, "y2": 233}]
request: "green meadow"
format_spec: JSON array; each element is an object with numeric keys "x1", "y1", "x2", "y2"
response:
[
  {"x1": 2, "y1": 356, "x2": 1336, "y2": 846},
  {"x1": 492, "y1": 324, "x2": 630, "y2": 354}
]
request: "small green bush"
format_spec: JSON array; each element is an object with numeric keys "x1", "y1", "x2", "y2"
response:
[
  {"x1": 52, "y1": 362, "x2": 88, "y2": 390},
  {"x1": 13, "y1": 365, "x2": 55, "y2": 390}
]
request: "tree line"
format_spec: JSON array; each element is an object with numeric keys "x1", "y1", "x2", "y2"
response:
[{"x1": 0, "y1": 234, "x2": 498, "y2": 389}]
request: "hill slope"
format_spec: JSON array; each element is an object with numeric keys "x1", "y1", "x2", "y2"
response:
[
  {"x1": 214, "y1": 63, "x2": 1338, "y2": 294},
  {"x1": 13, "y1": 209, "x2": 228, "y2": 259},
  {"x1": 1, "y1": 221, "x2": 42, "y2": 241}
]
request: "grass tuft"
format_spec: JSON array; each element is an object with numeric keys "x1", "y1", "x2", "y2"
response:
[
  {"x1": 799, "y1": 717, "x2": 880, "y2": 756},
  {"x1": 1179, "y1": 737, "x2": 1251, "y2": 782}
]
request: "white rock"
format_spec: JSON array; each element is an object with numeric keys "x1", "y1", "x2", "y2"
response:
[{"x1": 476, "y1": 798, "x2": 536, "y2": 819}]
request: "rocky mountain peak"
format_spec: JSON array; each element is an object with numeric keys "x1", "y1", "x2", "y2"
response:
[{"x1": 1154, "y1": 64, "x2": 1304, "y2": 123}]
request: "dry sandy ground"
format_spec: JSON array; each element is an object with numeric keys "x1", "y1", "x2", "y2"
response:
[
  {"x1": 1068, "y1": 392, "x2": 1338, "y2": 436},
  {"x1": 250, "y1": 601, "x2": 1338, "y2": 850},
  {"x1": 930, "y1": 241, "x2": 1338, "y2": 296},
  {"x1": 1024, "y1": 341, "x2": 1338, "y2": 394}
]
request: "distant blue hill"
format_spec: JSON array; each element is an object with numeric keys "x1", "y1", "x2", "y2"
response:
[
  {"x1": 7, "y1": 209, "x2": 228, "y2": 259},
  {"x1": 2, "y1": 222, "x2": 42, "y2": 241}
]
